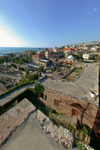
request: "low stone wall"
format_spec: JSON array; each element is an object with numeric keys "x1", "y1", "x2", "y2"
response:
[
  {"x1": 36, "y1": 110, "x2": 74, "y2": 149},
  {"x1": 0, "y1": 98, "x2": 36, "y2": 147},
  {"x1": 63, "y1": 67, "x2": 75, "y2": 79}
]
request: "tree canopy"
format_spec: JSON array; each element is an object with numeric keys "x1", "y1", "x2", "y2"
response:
[{"x1": 33, "y1": 83, "x2": 44, "y2": 97}]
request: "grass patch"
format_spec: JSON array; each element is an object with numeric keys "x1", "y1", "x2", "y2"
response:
[
  {"x1": 67, "y1": 67, "x2": 82, "y2": 81},
  {"x1": 94, "y1": 55, "x2": 100, "y2": 62},
  {"x1": 74, "y1": 67, "x2": 82, "y2": 73}
]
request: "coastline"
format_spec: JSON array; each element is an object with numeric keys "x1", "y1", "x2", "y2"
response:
[{"x1": 0, "y1": 47, "x2": 45, "y2": 56}]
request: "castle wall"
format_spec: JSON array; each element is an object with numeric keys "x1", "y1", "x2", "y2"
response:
[{"x1": 39, "y1": 88, "x2": 98, "y2": 129}]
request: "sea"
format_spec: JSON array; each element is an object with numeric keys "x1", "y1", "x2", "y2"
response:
[{"x1": 0, "y1": 47, "x2": 45, "y2": 56}]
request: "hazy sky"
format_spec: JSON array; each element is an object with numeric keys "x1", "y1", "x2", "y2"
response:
[{"x1": 0, "y1": 0, "x2": 100, "y2": 47}]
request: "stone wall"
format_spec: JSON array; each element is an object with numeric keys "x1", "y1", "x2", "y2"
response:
[
  {"x1": 48, "y1": 51, "x2": 64, "y2": 58},
  {"x1": 36, "y1": 110, "x2": 74, "y2": 149},
  {"x1": 39, "y1": 88, "x2": 98, "y2": 129},
  {"x1": 0, "y1": 98, "x2": 36, "y2": 147},
  {"x1": 33, "y1": 60, "x2": 47, "y2": 67},
  {"x1": 0, "y1": 96, "x2": 95, "y2": 150}
]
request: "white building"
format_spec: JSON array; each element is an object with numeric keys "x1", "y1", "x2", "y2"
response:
[
  {"x1": 82, "y1": 53, "x2": 94, "y2": 60},
  {"x1": 66, "y1": 55, "x2": 76, "y2": 62},
  {"x1": 91, "y1": 47, "x2": 98, "y2": 52}
]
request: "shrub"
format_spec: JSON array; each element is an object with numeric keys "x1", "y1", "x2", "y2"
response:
[
  {"x1": 18, "y1": 67, "x2": 25, "y2": 71},
  {"x1": 33, "y1": 83, "x2": 44, "y2": 97},
  {"x1": 45, "y1": 106, "x2": 55, "y2": 115},
  {"x1": 27, "y1": 74, "x2": 38, "y2": 80},
  {"x1": 77, "y1": 143, "x2": 86, "y2": 150},
  {"x1": 11, "y1": 63, "x2": 17, "y2": 69}
]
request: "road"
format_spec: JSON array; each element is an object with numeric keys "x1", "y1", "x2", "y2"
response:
[{"x1": 0, "y1": 75, "x2": 48, "y2": 106}]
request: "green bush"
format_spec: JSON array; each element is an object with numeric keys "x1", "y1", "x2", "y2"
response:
[
  {"x1": 45, "y1": 106, "x2": 55, "y2": 116},
  {"x1": 94, "y1": 55, "x2": 100, "y2": 62},
  {"x1": 18, "y1": 67, "x2": 25, "y2": 71},
  {"x1": 18, "y1": 73, "x2": 39, "y2": 86},
  {"x1": 33, "y1": 83, "x2": 44, "y2": 97},
  {"x1": 11, "y1": 63, "x2": 17, "y2": 69},
  {"x1": 82, "y1": 125, "x2": 89, "y2": 135},
  {"x1": 27, "y1": 74, "x2": 38, "y2": 81},
  {"x1": 77, "y1": 143, "x2": 86, "y2": 150},
  {"x1": 50, "y1": 117, "x2": 61, "y2": 127}
]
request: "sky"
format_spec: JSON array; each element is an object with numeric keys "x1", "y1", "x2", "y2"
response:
[{"x1": 0, "y1": 0, "x2": 100, "y2": 47}]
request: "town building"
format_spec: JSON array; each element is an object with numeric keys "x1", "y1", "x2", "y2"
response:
[
  {"x1": 66, "y1": 55, "x2": 76, "y2": 62},
  {"x1": 39, "y1": 64, "x2": 99, "y2": 136},
  {"x1": 63, "y1": 48, "x2": 72, "y2": 58},
  {"x1": 82, "y1": 53, "x2": 95, "y2": 60},
  {"x1": 45, "y1": 49, "x2": 64, "y2": 59},
  {"x1": 91, "y1": 46, "x2": 99, "y2": 52},
  {"x1": 32, "y1": 54, "x2": 49, "y2": 67}
]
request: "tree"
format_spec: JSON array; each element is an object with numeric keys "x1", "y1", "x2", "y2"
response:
[
  {"x1": 67, "y1": 45, "x2": 70, "y2": 48},
  {"x1": 33, "y1": 83, "x2": 44, "y2": 97},
  {"x1": 11, "y1": 63, "x2": 17, "y2": 69},
  {"x1": 97, "y1": 48, "x2": 100, "y2": 52},
  {"x1": 18, "y1": 67, "x2": 25, "y2": 71},
  {"x1": 38, "y1": 66, "x2": 44, "y2": 72},
  {"x1": 28, "y1": 74, "x2": 38, "y2": 81},
  {"x1": 45, "y1": 48, "x2": 48, "y2": 51},
  {"x1": 26, "y1": 68, "x2": 29, "y2": 76},
  {"x1": 37, "y1": 66, "x2": 44, "y2": 76},
  {"x1": 32, "y1": 51, "x2": 36, "y2": 55}
]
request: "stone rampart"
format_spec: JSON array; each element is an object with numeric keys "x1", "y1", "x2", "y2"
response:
[{"x1": 0, "y1": 98, "x2": 36, "y2": 147}]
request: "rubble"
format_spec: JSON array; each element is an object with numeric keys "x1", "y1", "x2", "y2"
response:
[{"x1": 36, "y1": 110, "x2": 75, "y2": 149}]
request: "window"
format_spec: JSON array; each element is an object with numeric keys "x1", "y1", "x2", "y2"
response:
[
  {"x1": 45, "y1": 95, "x2": 47, "y2": 100},
  {"x1": 54, "y1": 99, "x2": 60, "y2": 106},
  {"x1": 40, "y1": 92, "x2": 44, "y2": 99}
]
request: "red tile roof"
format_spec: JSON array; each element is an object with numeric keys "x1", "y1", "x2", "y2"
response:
[
  {"x1": 57, "y1": 49, "x2": 62, "y2": 51},
  {"x1": 48, "y1": 49, "x2": 53, "y2": 52},
  {"x1": 33, "y1": 54, "x2": 45, "y2": 59},
  {"x1": 59, "y1": 57, "x2": 64, "y2": 60},
  {"x1": 71, "y1": 48, "x2": 78, "y2": 50},
  {"x1": 63, "y1": 48, "x2": 71, "y2": 51}
]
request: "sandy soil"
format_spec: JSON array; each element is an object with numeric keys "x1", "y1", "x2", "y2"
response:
[{"x1": 0, "y1": 113, "x2": 66, "y2": 150}]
